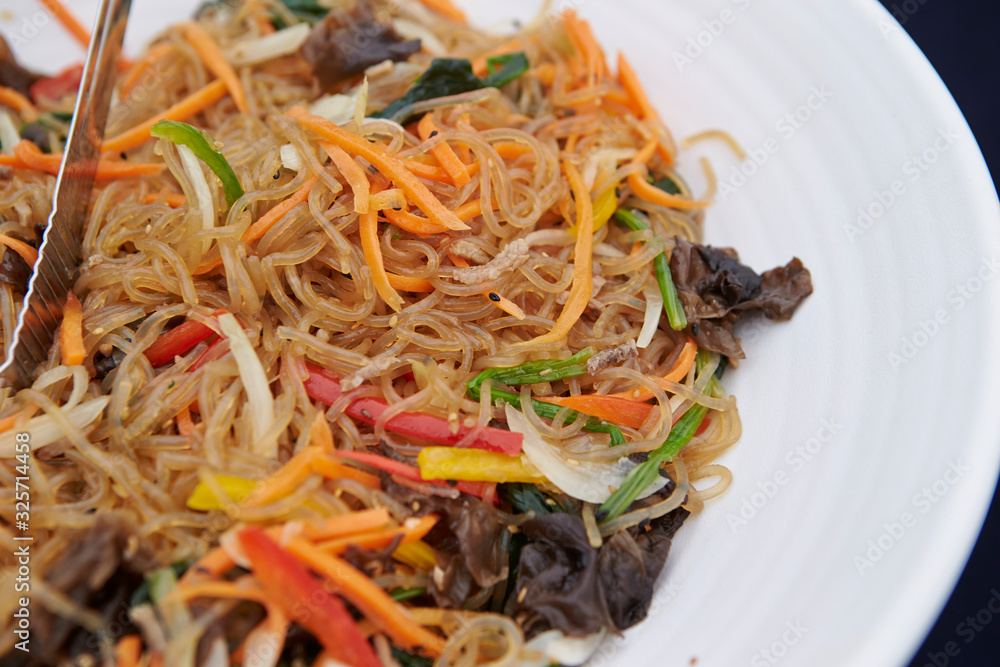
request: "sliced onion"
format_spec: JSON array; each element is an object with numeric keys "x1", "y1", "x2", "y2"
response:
[
  {"x1": 225, "y1": 23, "x2": 311, "y2": 66},
  {"x1": 504, "y1": 404, "x2": 666, "y2": 503},
  {"x1": 0, "y1": 396, "x2": 110, "y2": 457},
  {"x1": 355, "y1": 76, "x2": 369, "y2": 129},
  {"x1": 176, "y1": 144, "x2": 215, "y2": 254},
  {"x1": 0, "y1": 110, "x2": 20, "y2": 155},
  {"x1": 279, "y1": 143, "x2": 304, "y2": 171},
  {"x1": 218, "y1": 313, "x2": 277, "y2": 458},
  {"x1": 310, "y1": 92, "x2": 358, "y2": 126},
  {"x1": 637, "y1": 283, "x2": 663, "y2": 349},
  {"x1": 523, "y1": 629, "x2": 606, "y2": 667}
]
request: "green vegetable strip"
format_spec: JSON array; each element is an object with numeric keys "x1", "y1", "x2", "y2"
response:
[
  {"x1": 465, "y1": 348, "x2": 625, "y2": 445},
  {"x1": 150, "y1": 120, "x2": 244, "y2": 208},
  {"x1": 597, "y1": 351, "x2": 721, "y2": 523},
  {"x1": 481, "y1": 52, "x2": 530, "y2": 88},
  {"x1": 614, "y1": 208, "x2": 687, "y2": 331},
  {"x1": 389, "y1": 587, "x2": 427, "y2": 602}
]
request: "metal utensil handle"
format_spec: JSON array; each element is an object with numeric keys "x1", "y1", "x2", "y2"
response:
[{"x1": 0, "y1": 0, "x2": 132, "y2": 389}]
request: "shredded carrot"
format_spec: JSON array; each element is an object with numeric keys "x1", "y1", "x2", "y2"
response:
[
  {"x1": 0, "y1": 87, "x2": 38, "y2": 121},
  {"x1": 5, "y1": 140, "x2": 164, "y2": 179},
  {"x1": 242, "y1": 446, "x2": 323, "y2": 507},
  {"x1": 513, "y1": 160, "x2": 593, "y2": 347},
  {"x1": 309, "y1": 411, "x2": 334, "y2": 452},
  {"x1": 360, "y1": 207, "x2": 405, "y2": 312},
  {"x1": 386, "y1": 273, "x2": 434, "y2": 293},
  {"x1": 59, "y1": 291, "x2": 86, "y2": 366},
  {"x1": 628, "y1": 138, "x2": 710, "y2": 210},
  {"x1": 242, "y1": 174, "x2": 320, "y2": 244},
  {"x1": 247, "y1": 0, "x2": 277, "y2": 35},
  {"x1": 382, "y1": 207, "x2": 448, "y2": 237},
  {"x1": 369, "y1": 189, "x2": 407, "y2": 211},
  {"x1": 415, "y1": 0, "x2": 467, "y2": 23},
  {"x1": 102, "y1": 79, "x2": 229, "y2": 155},
  {"x1": 180, "y1": 547, "x2": 235, "y2": 585},
  {"x1": 301, "y1": 508, "x2": 393, "y2": 541},
  {"x1": 617, "y1": 51, "x2": 675, "y2": 164},
  {"x1": 166, "y1": 579, "x2": 267, "y2": 604},
  {"x1": 285, "y1": 536, "x2": 447, "y2": 656},
  {"x1": 176, "y1": 22, "x2": 249, "y2": 115},
  {"x1": 0, "y1": 234, "x2": 38, "y2": 268},
  {"x1": 562, "y1": 11, "x2": 605, "y2": 86},
  {"x1": 143, "y1": 191, "x2": 186, "y2": 207},
  {"x1": 176, "y1": 406, "x2": 195, "y2": 437},
  {"x1": 310, "y1": 457, "x2": 382, "y2": 489},
  {"x1": 493, "y1": 141, "x2": 534, "y2": 161},
  {"x1": 121, "y1": 43, "x2": 175, "y2": 97},
  {"x1": 321, "y1": 141, "x2": 370, "y2": 214},
  {"x1": 402, "y1": 158, "x2": 479, "y2": 184},
  {"x1": 607, "y1": 339, "x2": 698, "y2": 401},
  {"x1": 39, "y1": 0, "x2": 91, "y2": 50},
  {"x1": 418, "y1": 113, "x2": 471, "y2": 187},
  {"x1": 286, "y1": 107, "x2": 468, "y2": 232},
  {"x1": 316, "y1": 514, "x2": 438, "y2": 555},
  {"x1": 538, "y1": 394, "x2": 653, "y2": 430},
  {"x1": 114, "y1": 635, "x2": 142, "y2": 667}
]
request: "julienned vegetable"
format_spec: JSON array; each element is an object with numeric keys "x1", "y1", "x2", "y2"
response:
[
  {"x1": 372, "y1": 53, "x2": 529, "y2": 122},
  {"x1": 614, "y1": 207, "x2": 687, "y2": 331},
  {"x1": 149, "y1": 120, "x2": 244, "y2": 206},
  {"x1": 417, "y1": 446, "x2": 545, "y2": 484},
  {"x1": 597, "y1": 351, "x2": 723, "y2": 522},
  {"x1": 238, "y1": 527, "x2": 382, "y2": 667},
  {"x1": 303, "y1": 363, "x2": 524, "y2": 455}
]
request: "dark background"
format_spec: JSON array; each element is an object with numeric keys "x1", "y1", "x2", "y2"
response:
[{"x1": 879, "y1": 1, "x2": 1000, "y2": 666}]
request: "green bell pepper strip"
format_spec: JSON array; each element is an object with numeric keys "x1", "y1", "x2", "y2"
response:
[{"x1": 150, "y1": 120, "x2": 244, "y2": 208}]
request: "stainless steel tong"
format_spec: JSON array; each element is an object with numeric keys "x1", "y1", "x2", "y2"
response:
[{"x1": 0, "y1": 0, "x2": 132, "y2": 389}]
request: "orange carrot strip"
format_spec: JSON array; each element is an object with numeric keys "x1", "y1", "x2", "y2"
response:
[
  {"x1": 0, "y1": 87, "x2": 38, "y2": 121},
  {"x1": 115, "y1": 635, "x2": 142, "y2": 667},
  {"x1": 321, "y1": 141, "x2": 370, "y2": 214},
  {"x1": 102, "y1": 79, "x2": 228, "y2": 154},
  {"x1": 180, "y1": 547, "x2": 235, "y2": 585},
  {"x1": 309, "y1": 411, "x2": 334, "y2": 453},
  {"x1": 301, "y1": 508, "x2": 393, "y2": 541},
  {"x1": 539, "y1": 394, "x2": 654, "y2": 430},
  {"x1": 316, "y1": 515, "x2": 438, "y2": 555},
  {"x1": 176, "y1": 22, "x2": 249, "y2": 115},
  {"x1": 59, "y1": 292, "x2": 85, "y2": 366},
  {"x1": 628, "y1": 138, "x2": 710, "y2": 210},
  {"x1": 418, "y1": 113, "x2": 470, "y2": 187},
  {"x1": 39, "y1": 0, "x2": 91, "y2": 49},
  {"x1": 416, "y1": 0, "x2": 467, "y2": 23},
  {"x1": 286, "y1": 107, "x2": 468, "y2": 231},
  {"x1": 310, "y1": 457, "x2": 382, "y2": 489},
  {"x1": 360, "y1": 207, "x2": 405, "y2": 311},
  {"x1": 618, "y1": 51, "x2": 658, "y2": 124},
  {"x1": 242, "y1": 174, "x2": 320, "y2": 243},
  {"x1": 382, "y1": 207, "x2": 448, "y2": 237},
  {"x1": 11, "y1": 140, "x2": 164, "y2": 179},
  {"x1": 493, "y1": 141, "x2": 533, "y2": 160},
  {"x1": 143, "y1": 192, "x2": 186, "y2": 207},
  {"x1": 0, "y1": 234, "x2": 38, "y2": 268},
  {"x1": 513, "y1": 160, "x2": 593, "y2": 347},
  {"x1": 285, "y1": 536, "x2": 448, "y2": 655},
  {"x1": 242, "y1": 446, "x2": 323, "y2": 508},
  {"x1": 386, "y1": 273, "x2": 434, "y2": 293},
  {"x1": 166, "y1": 579, "x2": 267, "y2": 604},
  {"x1": 402, "y1": 158, "x2": 481, "y2": 184},
  {"x1": 121, "y1": 43, "x2": 175, "y2": 97},
  {"x1": 195, "y1": 174, "x2": 321, "y2": 275},
  {"x1": 176, "y1": 406, "x2": 195, "y2": 437},
  {"x1": 607, "y1": 339, "x2": 697, "y2": 401}
]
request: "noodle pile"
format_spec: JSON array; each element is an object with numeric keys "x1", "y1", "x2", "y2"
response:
[{"x1": 0, "y1": 1, "x2": 809, "y2": 665}]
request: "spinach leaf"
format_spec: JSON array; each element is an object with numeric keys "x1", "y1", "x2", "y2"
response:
[
  {"x1": 651, "y1": 174, "x2": 683, "y2": 195},
  {"x1": 391, "y1": 647, "x2": 434, "y2": 667},
  {"x1": 372, "y1": 53, "x2": 529, "y2": 123},
  {"x1": 498, "y1": 483, "x2": 566, "y2": 516}
]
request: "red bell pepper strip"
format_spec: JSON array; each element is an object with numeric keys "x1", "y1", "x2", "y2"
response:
[
  {"x1": 331, "y1": 450, "x2": 494, "y2": 502},
  {"x1": 303, "y1": 364, "x2": 523, "y2": 455},
  {"x1": 30, "y1": 64, "x2": 84, "y2": 105},
  {"x1": 144, "y1": 309, "x2": 228, "y2": 368},
  {"x1": 238, "y1": 526, "x2": 381, "y2": 667}
]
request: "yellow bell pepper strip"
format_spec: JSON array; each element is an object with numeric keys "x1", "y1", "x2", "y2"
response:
[{"x1": 417, "y1": 447, "x2": 546, "y2": 484}]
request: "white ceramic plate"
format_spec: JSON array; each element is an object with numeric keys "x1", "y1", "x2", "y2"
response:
[{"x1": 3, "y1": 1, "x2": 999, "y2": 665}]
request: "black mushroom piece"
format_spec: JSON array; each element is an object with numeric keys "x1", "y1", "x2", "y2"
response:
[
  {"x1": 0, "y1": 244, "x2": 32, "y2": 293},
  {"x1": 669, "y1": 236, "x2": 813, "y2": 360},
  {"x1": 301, "y1": 0, "x2": 420, "y2": 90},
  {"x1": 512, "y1": 506, "x2": 689, "y2": 638},
  {"x1": 0, "y1": 35, "x2": 40, "y2": 97}
]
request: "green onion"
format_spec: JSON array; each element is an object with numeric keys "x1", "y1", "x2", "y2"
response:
[
  {"x1": 597, "y1": 351, "x2": 722, "y2": 522},
  {"x1": 614, "y1": 208, "x2": 687, "y2": 331},
  {"x1": 150, "y1": 120, "x2": 244, "y2": 208},
  {"x1": 389, "y1": 587, "x2": 427, "y2": 602},
  {"x1": 465, "y1": 349, "x2": 625, "y2": 445},
  {"x1": 481, "y1": 52, "x2": 530, "y2": 88}
]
